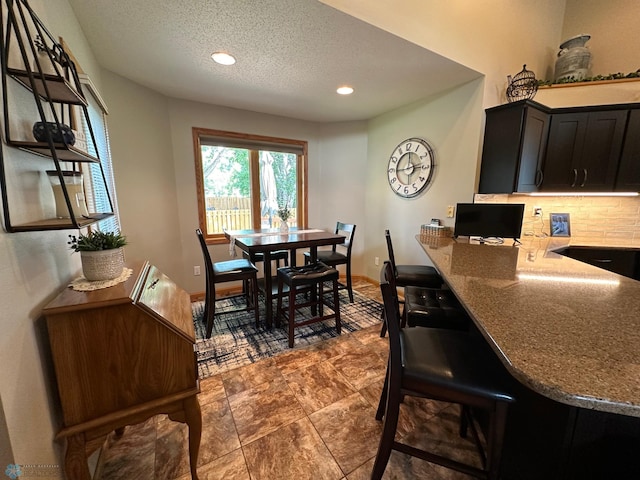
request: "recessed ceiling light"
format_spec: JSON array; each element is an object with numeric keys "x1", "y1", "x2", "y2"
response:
[
  {"x1": 211, "y1": 52, "x2": 236, "y2": 65},
  {"x1": 337, "y1": 86, "x2": 354, "y2": 95}
]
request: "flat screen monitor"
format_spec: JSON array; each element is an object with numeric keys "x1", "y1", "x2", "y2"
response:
[{"x1": 454, "y1": 203, "x2": 525, "y2": 241}]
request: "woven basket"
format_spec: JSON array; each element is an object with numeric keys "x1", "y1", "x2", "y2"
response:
[{"x1": 80, "y1": 248, "x2": 125, "y2": 281}]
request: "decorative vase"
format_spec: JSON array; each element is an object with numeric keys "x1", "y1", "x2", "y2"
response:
[
  {"x1": 279, "y1": 219, "x2": 289, "y2": 233},
  {"x1": 555, "y1": 34, "x2": 591, "y2": 82},
  {"x1": 80, "y1": 247, "x2": 125, "y2": 281}
]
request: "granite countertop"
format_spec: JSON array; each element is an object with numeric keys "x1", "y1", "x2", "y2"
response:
[{"x1": 417, "y1": 235, "x2": 640, "y2": 417}]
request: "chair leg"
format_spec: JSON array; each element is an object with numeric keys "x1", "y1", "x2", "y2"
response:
[
  {"x1": 346, "y1": 262, "x2": 354, "y2": 302},
  {"x1": 252, "y1": 276, "x2": 259, "y2": 327},
  {"x1": 205, "y1": 285, "x2": 216, "y2": 339},
  {"x1": 379, "y1": 314, "x2": 387, "y2": 337},
  {"x1": 371, "y1": 373, "x2": 402, "y2": 480},
  {"x1": 459, "y1": 405, "x2": 469, "y2": 438},
  {"x1": 333, "y1": 278, "x2": 341, "y2": 334},
  {"x1": 288, "y1": 286, "x2": 297, "y2": 348},
  {"x1": 375, "y1": 364, "x2": 389, "y2": 421},
  {"x1": 275, "y1": 276, "x2": 284, "y2": 328},
  {"x1": 486, "y1": 401, "x2": 509, "y2": 480}
]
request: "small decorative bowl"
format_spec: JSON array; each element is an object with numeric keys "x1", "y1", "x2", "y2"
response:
[{"x1": 32, "y1": 121, "x2": 76, "y2": 145}]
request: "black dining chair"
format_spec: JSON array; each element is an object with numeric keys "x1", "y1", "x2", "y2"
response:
[
  {"x1": 303, "y1": 222, "x2": 356, "y2": 302},
  {"x1": 380, "y1": 229, "x2": 444, "y2": 336},
  {"x1": 373, "y1": 261, "x2": 515, "y2": 479},
  {"x1": 196, "y1": 228, "x2": 259, "y2": 338}
]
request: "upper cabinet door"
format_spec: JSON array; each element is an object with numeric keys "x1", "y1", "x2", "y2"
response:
[
  {"x1": 579, "y1": 110, "x2": 627, "y2": 191},
  {"x1": 616, "y1": 109, "x2": 640, "y2": 191},
  {"x1": 542, "y1": 110, "x2": 627, "y2": 191},
  {"x1": 541, "y1": 112, "x2": 588, "y2": 191},
  {"x1": 478, "y1": 101, "x2": 549, "y2": 194}
]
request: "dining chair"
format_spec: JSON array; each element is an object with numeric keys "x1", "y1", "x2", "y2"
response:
[
  {"x1": 303, "y1": 222, "x2": 356, "y2": 302},
  {"x1": 373, "y1": 261, "x2": 515, "y2": 479},
  {"x1": 380, "y1": 229, "x2": 444, "y2": 336},
  {"x1": 196, "y1": 228, "x2": 259, "y2": 338}
]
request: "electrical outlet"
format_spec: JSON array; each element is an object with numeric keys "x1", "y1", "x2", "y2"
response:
[
  {"x1": 446, "y1": 205, "x2": 455, "y2": 218},
  {"x1": 194, "y1": 265, "x2": 201, "y2": 276},
  {"x1": 533, "y1": 206, "x2": 542, "y2": 217},
  {"x1": 374, "y1": 256, "x2": 379, "y2": 266}
]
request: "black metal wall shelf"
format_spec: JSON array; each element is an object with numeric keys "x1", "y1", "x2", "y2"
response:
[{"x1": 0, "y1": 0, "x2": 115, "y2": 232}]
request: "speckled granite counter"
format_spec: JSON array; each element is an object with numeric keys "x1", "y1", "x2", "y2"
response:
[{"x1": 417, "y1": 235, "x2": 640, "y2": 418}]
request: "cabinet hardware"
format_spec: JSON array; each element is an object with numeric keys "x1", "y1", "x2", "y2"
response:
[
  {"x1": 535, "y1": 170, "x2": 543, "y2": 187},
  {"x1": 148, "y1": 278, "x2": 159, "y2": 289},
  {"x1": 571, "y1": 169, "x2": 578, "y2": 187},
  {"x1": 581, "y1": 169, "x2": 587, "y2": 187}
]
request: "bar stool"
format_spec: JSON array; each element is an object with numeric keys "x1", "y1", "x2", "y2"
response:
[
  {"x1": 380, "y1": 229, "x2": 444, "y2": 336},
  {"x1": 275, "y1": 262, "x2": 341, "y2": 348},
  {"x1": 373, "y1": 261, "x2": 515, "y2": 480}
]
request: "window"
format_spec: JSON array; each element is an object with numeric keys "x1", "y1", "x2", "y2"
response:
[
  {"x1": 193, "y1": 128, "x2": 307, "y2": 243},
  {"x1": 78, "y1": 74, "x2": 120, "y2": 234}
]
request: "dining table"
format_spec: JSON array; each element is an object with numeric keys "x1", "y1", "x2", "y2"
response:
[{"x1": 224, "y1": 227, "x2": 346, "y2": 327}]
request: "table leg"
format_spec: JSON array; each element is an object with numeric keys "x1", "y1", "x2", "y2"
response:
[
  {"x1": 64, "y1": 433, "x2": 92, "y2": 480},
  {"x1": 184, "y1": 396, "x2": 202, "y2": 480},
  {"x1": 309, "y1": 246, "x2": 318, "y2": 314},
  {"x1": 263, "y1": 251, "x2": 273, "y2": 328}
]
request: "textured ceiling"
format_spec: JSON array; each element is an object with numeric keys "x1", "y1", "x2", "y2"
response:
[{"x1": 67, "y1": 0, "x2": 481, "y2": 123}]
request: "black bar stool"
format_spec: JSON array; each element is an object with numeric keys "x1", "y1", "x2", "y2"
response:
[
  {"x1": 275, "y1": 262, "x2": 341, "y2": 348},
  {"x1": 373, "y1": 261, "x2": 515, "y2": 479}
]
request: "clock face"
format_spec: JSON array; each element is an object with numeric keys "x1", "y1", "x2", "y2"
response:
[{"x1": 387, "y1": 137, "x2": 434, "y2": 198}]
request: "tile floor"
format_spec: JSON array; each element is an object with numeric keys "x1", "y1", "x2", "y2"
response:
[{"x1": 94, "y1": 281, "x2": 479, "y2": 480}]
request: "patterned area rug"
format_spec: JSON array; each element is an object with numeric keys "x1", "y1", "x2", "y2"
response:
[{"x1": 193, "y1": 289, "x2": 383, "y2": 379}]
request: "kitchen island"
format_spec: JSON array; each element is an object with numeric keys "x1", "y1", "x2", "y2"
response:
[{"x1": 417, "y1": 235, "x2": 640, "y2": 479}]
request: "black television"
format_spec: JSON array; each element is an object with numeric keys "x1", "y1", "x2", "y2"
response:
[{"x1": 453, "y1": 203, "x2": 525, "y2": 241}]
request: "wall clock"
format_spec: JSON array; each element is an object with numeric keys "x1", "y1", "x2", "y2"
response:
[{"x1": 387, "y1": 137, "x2": 435, "y2": 198}]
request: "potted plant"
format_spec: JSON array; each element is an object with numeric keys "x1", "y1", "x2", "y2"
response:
[
  {"x1": 277, "y1": 203, "x2": 291, "y2": 232},
  {"x1": 68, "y1": 230, "x2": 128, "y2": 281}
]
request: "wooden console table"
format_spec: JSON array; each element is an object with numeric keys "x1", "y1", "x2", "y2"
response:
[{"x1": 43, "y1": 261, "x2": 201, "y2": 479}]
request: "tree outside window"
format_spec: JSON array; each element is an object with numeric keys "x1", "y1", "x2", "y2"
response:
[{"x1": 194, "y1": 128, "x2": 307, "y2": 243}]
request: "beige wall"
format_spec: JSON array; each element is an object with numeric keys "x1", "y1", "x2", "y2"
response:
[
  {"x1": 562, "y1": 0, "x2": 640, "y2": 77},
  {"x1": 364, "y1": 80, "x2": 485, "y2": 279},
  {"x1": 0, "y1": 0, "x2": 102, "y2": 473},
  {"x1": 320, "y1": 0, "x2": 566, "y2": 107}
]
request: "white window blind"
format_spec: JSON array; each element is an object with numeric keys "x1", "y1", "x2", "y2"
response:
[{"x1": 78, "y1": 75, "x2": 120, "y2": 233}]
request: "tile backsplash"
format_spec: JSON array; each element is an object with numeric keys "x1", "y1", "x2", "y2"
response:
[{"x1": 475, "y1": 194, "x2": 640, "y2": 246}]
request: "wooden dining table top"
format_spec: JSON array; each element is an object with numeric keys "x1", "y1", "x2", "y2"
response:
[{"x1": 224, "y1": 228, "x2": 345, "y2": 253}]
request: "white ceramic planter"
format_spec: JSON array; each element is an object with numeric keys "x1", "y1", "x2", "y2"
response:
[{"x1": 80, "y1": 247, "x2": 125, "y2": 281}]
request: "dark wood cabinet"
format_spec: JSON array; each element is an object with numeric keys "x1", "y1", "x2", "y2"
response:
[
  {"x1": 478, "y1": 101, "x2": 640, "y2": 194},
  {"x1": 478, "y1": 100, "x2": 550, "y2": 194},
  {"x1": 557, "y1": 246, "x2": 639, "y2": 280},
  {"x1": 542, "y1": 110, "x2": 627, "y2": 191},
  {"x1": 616, "y1": 108, "x2": 640, "y2": 191}
]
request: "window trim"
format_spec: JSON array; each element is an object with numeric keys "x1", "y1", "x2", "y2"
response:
[{"x1": 193, "y1": 127, "x2": 308, "y2": 244}]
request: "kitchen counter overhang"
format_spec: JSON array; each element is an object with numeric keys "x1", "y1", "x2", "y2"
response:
[{"x1": 417, "y1": 236, "x2": 640, "y2": 418}]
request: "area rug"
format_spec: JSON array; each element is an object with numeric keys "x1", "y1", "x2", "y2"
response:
[{"x1": 193, "y1": 289, "x2": 383, "y2": 379}]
